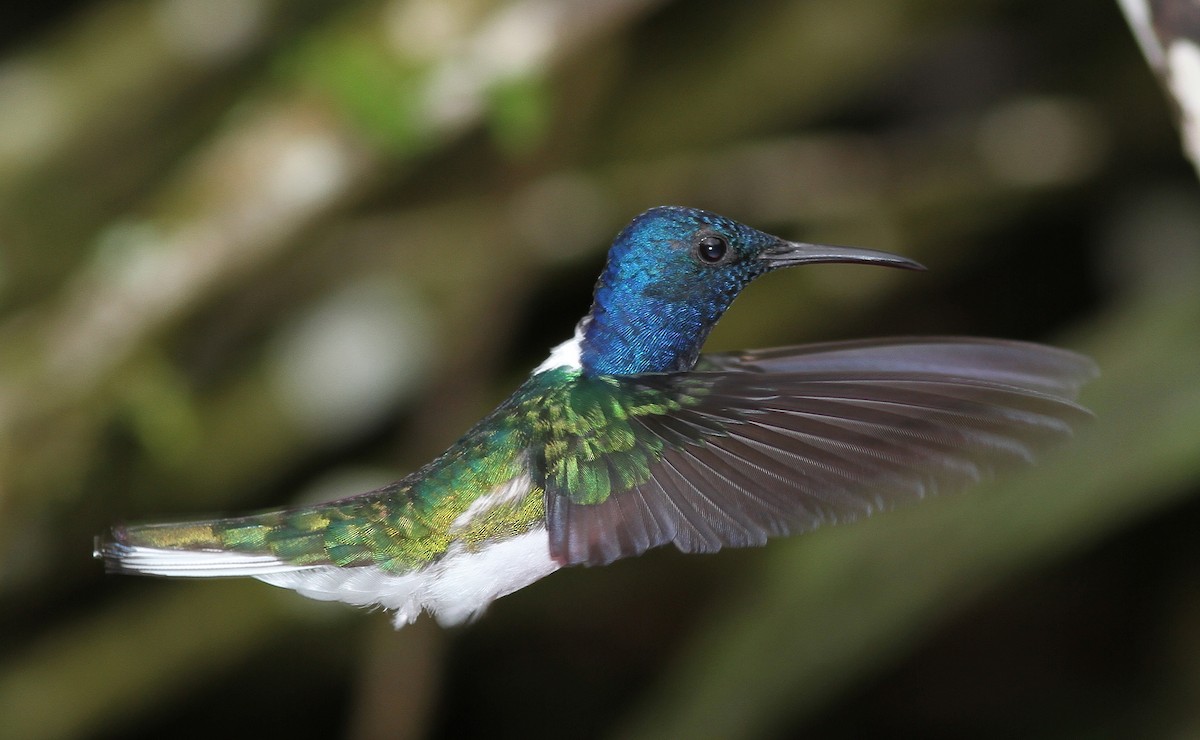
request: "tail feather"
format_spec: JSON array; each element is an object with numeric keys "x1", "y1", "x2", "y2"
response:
[
  {"x1": 94, "y1": 487, "x2": 396, "y2": 577},
  {"x1": 95, "y1": 522, "x2": 314, "y2": 578},
  {"x1": 94, "y1": 521, "x2": 559, "y2": 629}
]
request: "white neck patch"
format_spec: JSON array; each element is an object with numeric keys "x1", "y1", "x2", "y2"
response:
[{"x1": 533, "y1": 321, "x2": 585, "y2": 373}]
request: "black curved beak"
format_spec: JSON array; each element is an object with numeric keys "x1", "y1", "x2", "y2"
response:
[{"x1": 759, "y1": 240, "x2": 926, "y2": 271}]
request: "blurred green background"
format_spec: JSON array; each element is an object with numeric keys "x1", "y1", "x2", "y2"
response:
[{"x1": 1, "y1": 0, "x2": 1199, "y2": 738}]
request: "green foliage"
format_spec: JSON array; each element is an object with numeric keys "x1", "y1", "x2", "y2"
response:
[
  {"x1": 287, "y1": 25, "x2": 431, "y2": 155},
  {"x1": 487, "y1": 74, "x2": 553, "y2": 156}
]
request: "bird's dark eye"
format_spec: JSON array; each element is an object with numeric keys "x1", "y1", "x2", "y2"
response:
[{"x1": 695, "y1": 235, "x2": 728, "y2": 264}]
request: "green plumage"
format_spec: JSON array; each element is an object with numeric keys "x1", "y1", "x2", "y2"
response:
[
  {"x1": 521, "y1": 369, "x2": 710, "y2": 504},
  {"x1": 122, "y1": 368, "x2": 705, "y2": 571}
]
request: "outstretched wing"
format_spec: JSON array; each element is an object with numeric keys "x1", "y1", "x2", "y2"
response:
[{"x1": 544, "y1": 337, "x2": 1096, "y2": 566}]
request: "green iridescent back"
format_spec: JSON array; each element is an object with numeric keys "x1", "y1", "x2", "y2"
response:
[{"x1": 124, "y1": 368, "x2": 709, "y2": 572}]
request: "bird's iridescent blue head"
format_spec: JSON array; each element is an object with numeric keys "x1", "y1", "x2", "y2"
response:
[{"x1": 579, "y1": 206, "x2": 923, "y2": 376}]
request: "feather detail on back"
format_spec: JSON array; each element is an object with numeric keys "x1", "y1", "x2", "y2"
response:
[{"x1": 96, "y1": 470, "x2": 555, "y2": 626}]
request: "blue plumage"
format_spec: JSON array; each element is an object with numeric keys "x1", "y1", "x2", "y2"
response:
[{"x1": 580, "y1": 206, "x2": 919, "y2": 375}]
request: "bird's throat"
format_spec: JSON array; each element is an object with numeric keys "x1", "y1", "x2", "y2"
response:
[{"x1": 579, "y1": 296, "x2": 714, "y2": 376}]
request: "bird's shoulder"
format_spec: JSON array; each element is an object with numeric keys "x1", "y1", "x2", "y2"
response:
[{"x1": 502, "y1": 366, "x2": 716, "y2": 507}]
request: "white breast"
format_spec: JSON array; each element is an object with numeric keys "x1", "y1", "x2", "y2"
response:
[{"x1": 257, "y1": 528, "x2": 560, "y2": 627}]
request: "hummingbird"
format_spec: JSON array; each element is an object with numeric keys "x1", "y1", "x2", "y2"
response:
[{"x1": 96, "y1": 206, "x2": 1095, "y2": 628}]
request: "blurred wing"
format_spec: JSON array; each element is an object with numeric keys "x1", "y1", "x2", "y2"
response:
[{"x1": 546, "y1": 337, "x2": 1096, "y2": 566}]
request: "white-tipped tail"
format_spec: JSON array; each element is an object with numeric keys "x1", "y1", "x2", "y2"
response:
[
  {"x1": 97, "y1": 528, "x2": 560, "y2": 628},
  {"x1": 97, "y1": 538, "x2": 314, "y2": 577}
]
